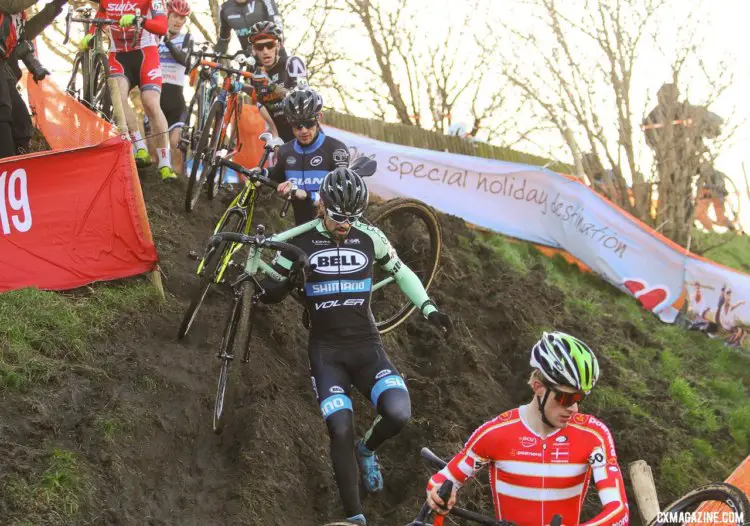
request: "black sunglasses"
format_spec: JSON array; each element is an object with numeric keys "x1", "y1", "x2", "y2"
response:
[
  {"x1": 253, "y1": 41, "x2": 277, "y2": 51},
  {"x1": 292, "y1": 119, "x2": 318, "y2": 130},
  {"x1": 543, "y1": 381, "x2": 586, "y2": 407}
]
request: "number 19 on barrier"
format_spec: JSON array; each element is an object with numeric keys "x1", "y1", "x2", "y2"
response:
[{"x1": 0, "y1": 169, "x2": 33, "y2": 235}]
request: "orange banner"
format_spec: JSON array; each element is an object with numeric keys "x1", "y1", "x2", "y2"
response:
[
  {"x1": 233, "y1": 104, "x2": 268, "y2": 169},
  {"x1": 25, "y1": 75, "x2": 118, "y2": 150}
]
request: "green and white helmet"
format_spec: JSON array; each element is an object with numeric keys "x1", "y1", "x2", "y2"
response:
[{"x1": 530, "y1": 331, "x2": 600, "y2": 394}]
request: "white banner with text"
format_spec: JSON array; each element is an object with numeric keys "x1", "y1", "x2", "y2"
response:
[{"x1": 328, "y1": 126, "x2": 750, "y2": 345}]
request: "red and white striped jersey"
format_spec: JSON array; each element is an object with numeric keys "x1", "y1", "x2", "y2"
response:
[
  {"x1": 90, "y1": 0, "x2": 167, "y2": 52},
  {"x1": 428, "y1": 407, "x2": 629, "y2": 526}
]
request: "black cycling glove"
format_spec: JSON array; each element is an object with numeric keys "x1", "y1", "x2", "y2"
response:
[
  {"x1": 288, "y1": 259, "x2": 314, "y2": 288},
  {"x1": 428, "y1": 310, "x2": 453, "y2": 338}
]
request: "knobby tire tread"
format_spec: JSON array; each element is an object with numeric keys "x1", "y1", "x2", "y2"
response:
[
  {"x1": 369, "y1": 198, "x2": 442, "y2": 334},
  {"x1": 646, "y1": 482, "x2": 750, "y2": 526}
]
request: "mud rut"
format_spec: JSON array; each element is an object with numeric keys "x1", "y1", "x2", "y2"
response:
[{"x1": 2, "y1": 172, "x2": 660, "y2": 525}]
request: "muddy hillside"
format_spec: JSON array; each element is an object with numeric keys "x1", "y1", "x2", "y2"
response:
[{"x1": 2, "y1": 169, "x2": 747, "y2": 526}]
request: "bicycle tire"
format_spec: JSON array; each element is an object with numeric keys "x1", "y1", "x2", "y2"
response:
[
  {"x1": 177, "y1": 211, "x2": 245, "y2": 339},
  {"x1": 185, "y1": 101, "x2": 222, "y2": 212},
  {"x1": 66, "y1": 54, "x2": 84, "y2": 100},
  {"x1": 208, "y1": 110, "x2": 237, "y2": 201},
  {"x1": 180, "y1": 82, "x2": 202, "y2": 172},
  {"x1": 213, "y1": 290, "x2": 244, "y2": 434},
  {"x1": 91, "y1": 54, "x2": 112, "y2": 119},
  {"x1": 368, "y1": 198, "x2": 442, "y2": 334},
  {"x1": 233, "y1": 281, "x2": 255, "y2": 363},
  {"x1": 646, "y1": 482, "x2": 750, "y2": 526}
]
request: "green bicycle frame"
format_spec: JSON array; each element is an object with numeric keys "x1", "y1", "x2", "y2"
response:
[
  {"x1": 242, "y1": 220, "x2": 314, "y2": 280},
  {"x1": 196, "y1": 179, "x2": 261, "y2": 282}
]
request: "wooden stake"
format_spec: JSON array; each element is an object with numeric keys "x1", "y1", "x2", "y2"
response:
[
  {"x1": 628, "y1": 460, "x2": 660, "y2": 524},
  {"x1": 150, "y1": 267, "x2": 165, "y2": 301}
]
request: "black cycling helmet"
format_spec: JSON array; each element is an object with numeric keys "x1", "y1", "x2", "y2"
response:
[
  {"x1": 282, "y1": 87, "x2": 323, "y2": 123},
  {"x1": 249, "y1": 21, "x2": 283, "y2": 42},
  {"x1": 320, "y1": 167, "x2": 369, "y2": 216}
]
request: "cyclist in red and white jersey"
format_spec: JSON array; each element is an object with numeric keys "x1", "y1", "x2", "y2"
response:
[
  {"x1": 79, "y1": 0, "x2": 177, "y2": 180},
  {"x1": 426, "y1": 332, "x2": 629, "y2": 526}
]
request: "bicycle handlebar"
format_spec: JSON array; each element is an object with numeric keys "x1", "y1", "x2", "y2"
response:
[
  {"x1": 207, "y1": 232, "x2": 308, "y2": 266},
  {"x1": 216, "y1": 158, "x2": 276, "y2": 190},
  {"x1": 198, "y1": 59, "x2": 254, "y2": 79},
  {"x1": 184, "y1": 46, "x2": 255, "y2": 75},
  {"x1": 64, "y1": 6, "x2": 142, "y2": 47}
]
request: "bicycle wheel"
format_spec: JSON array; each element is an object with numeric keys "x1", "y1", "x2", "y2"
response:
[
  {"x1": 177, "y1": 210, "x2": 245, "y2": 339},
  {"x1": 66, "y1": 54, "x2": 84, "y2": 101},
  {"x1": 181, "y1": 81, "x2": 205, "y2": 166},
  {"x1": 185, "y1": 101, "x2": 222, "y2": 212},
  {"x1": 368, "y1": 198, "x2": 441, "y2": 334},
  {"x1": 208, "y1": 113, "x2": 237, "y2": 201},
  {"x1": 646, "y1": 482, "x2": 750, "y2": 526},
  {"x1": 213, "y1": 284, "x2": 248, "y2": 434},
  {"x1": 233, "y1": 281, "x2": 256, "y2": 363},
  {"x1": 91, "y1": 54, "x2": 112, "y2": 119}
]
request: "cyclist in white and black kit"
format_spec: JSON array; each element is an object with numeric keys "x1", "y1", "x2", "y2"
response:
[
  {"x1": 262, "y1": 168, "x2": 453, "y2": 525},
  {"x1": 214, "y1": 0, "x2": 283, "y2": 55},
  {"x1": 268, "y1": 87, "x2": 350, "y2": 225},
  {"x1": 245, "y1": 21, "x2": 307, "y2": 142},
  {"x1": 145, "y1": 0, "x2": 192, "y2": 173}
]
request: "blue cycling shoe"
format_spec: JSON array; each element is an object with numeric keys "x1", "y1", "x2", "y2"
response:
[{"x1": 356, "y1": 439, "x2": 384, "y2": 493}]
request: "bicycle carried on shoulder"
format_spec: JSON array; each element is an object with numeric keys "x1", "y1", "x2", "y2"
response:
[
  {"x1": 178, "y1": 155, "x2": 443, "y2": 340},
  {"x1": 182, "y1": 48, "x2": 256, "y2": 212},
  {"x1": 63, "y1": 6, "x2": 119, "y2": 119}
]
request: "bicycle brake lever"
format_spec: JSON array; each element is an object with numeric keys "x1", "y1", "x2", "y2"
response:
[{"x1": 280, "y1": 196, "x2": 292, "y2": 218}]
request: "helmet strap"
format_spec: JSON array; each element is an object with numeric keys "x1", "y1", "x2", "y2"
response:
[{"x1": 537, "y1": 388, "x2": 555, "y2": 428}]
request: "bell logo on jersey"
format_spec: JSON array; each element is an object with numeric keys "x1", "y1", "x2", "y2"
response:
[{"x1": 310, "y1": 248, "x2": 368, "y2": 274}]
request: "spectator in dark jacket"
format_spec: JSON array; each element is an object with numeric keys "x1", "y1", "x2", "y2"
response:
[{"x1": 0, "y1": 0, "x2": 66, "y2": 157}]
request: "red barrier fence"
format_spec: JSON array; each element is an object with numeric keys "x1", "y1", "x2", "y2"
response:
[{"x1": 0, "y1": 76, "x2": 158, "y2": 293}]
